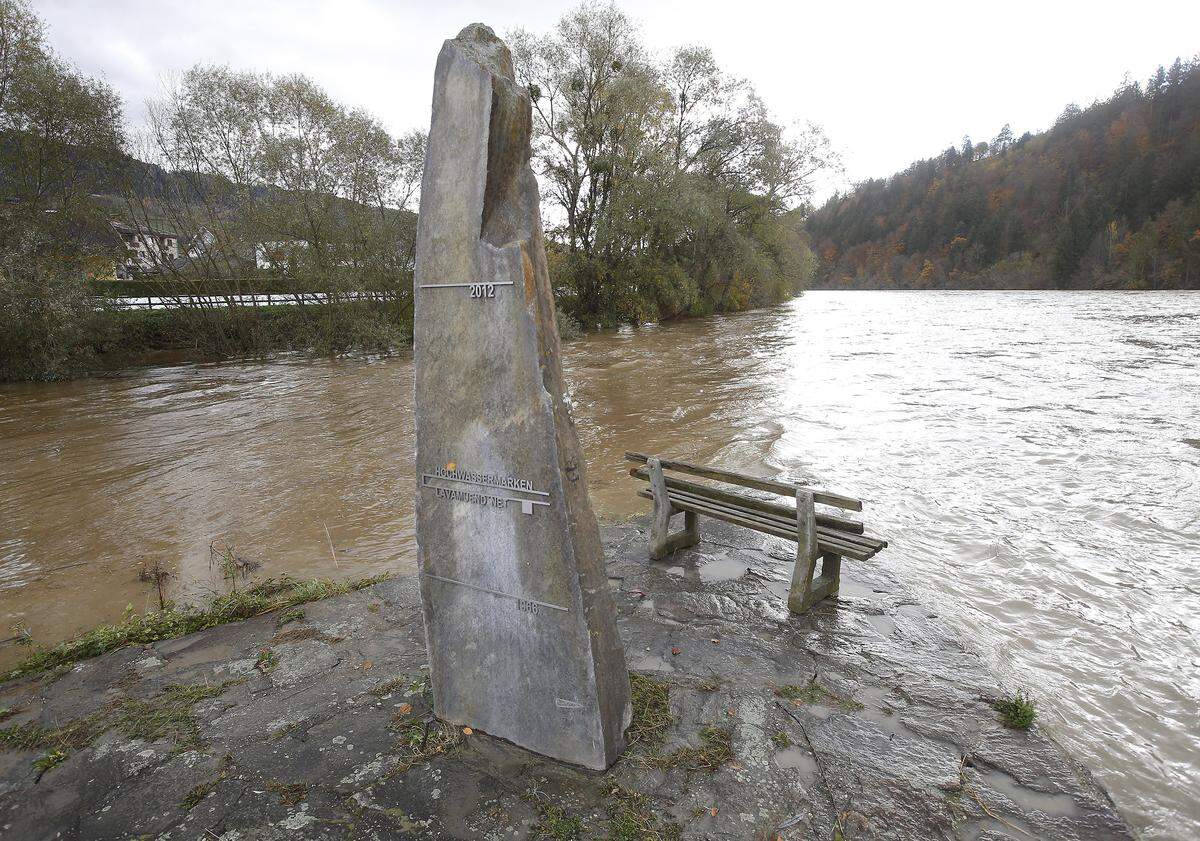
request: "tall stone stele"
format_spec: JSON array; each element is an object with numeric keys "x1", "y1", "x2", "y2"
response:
[{"x1": 412, "y1": 24, "x2": 631, "y2": 770}]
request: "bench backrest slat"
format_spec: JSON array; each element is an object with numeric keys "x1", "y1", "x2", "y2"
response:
[
  {"x1": 628, "y1": 466, "x2": 866, "y2": 534},
  {"x1": 624, "y1": 451, "x2": 863, "y2": 512}
]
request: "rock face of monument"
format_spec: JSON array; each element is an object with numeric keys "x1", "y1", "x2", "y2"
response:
[{"x1": 412, "y1": 24, "x2": 631, "y2": 770}]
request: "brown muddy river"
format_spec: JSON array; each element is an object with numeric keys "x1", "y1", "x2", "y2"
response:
[{"x1": 1, "y1": 291, "x2": 1198, "y2": 836}]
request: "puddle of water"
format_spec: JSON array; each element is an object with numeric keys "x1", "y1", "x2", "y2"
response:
[
  {"x1": 981, "y1": 768, "x2": 1080, "y2": 818},
  {"x1": 774, "y1": 746, "x2": 818, "y2": 775},
  {"x1": 864, "y1": 613, "x2": 897, "y2": 638},
  {"x1": 698, "y1": 557, "x2": 750, "y2": 582}
]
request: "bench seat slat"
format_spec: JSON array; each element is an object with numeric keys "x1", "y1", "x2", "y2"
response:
[
  {"x1": 628, "y1": 467, "x2": 866, "y2": 535},
  {"x1": 635, "y1": 488, "x2": 877, "y2": 562},
  {"x1": 655, "y1": 485, "x2": 886, "y2": 552},
  {"x1": 625, "y1": 451, "x2": 863, "y2": 512}
]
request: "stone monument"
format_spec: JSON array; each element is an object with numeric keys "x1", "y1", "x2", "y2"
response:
[{"x1": 412, "y1": 24, "x2": 631, "y2": 770}]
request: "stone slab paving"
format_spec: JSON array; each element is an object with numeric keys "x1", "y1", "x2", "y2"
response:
[{"x1": 0, "y1": 518, "x2": 1131, "y2": 839}]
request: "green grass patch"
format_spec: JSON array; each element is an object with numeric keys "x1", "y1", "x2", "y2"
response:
[
  {"x1": 182, "y1": 754, "x2": 233, "y2": 810},
  {"x1": 606, "y1": 788, "x2": 682, "y2": 841},
  {"x1": 775, "y1": 678, "x2": 864, "y2": 712},
  {"x1": 1, "y1": 681, "x2": 237, "y2": 778},
  {"x1": 771, "y1": 730, "x2": 792, "y2": 749},
  {"x1": 90, "y1": 299, "x2": 411, "y2": 366},
  {"x1": 993, "y1": 690, "x2": 1036, "y2": 729},
  {"x1": 652, "y1": 725, "x2": 734, "y2": 773},
  {"x1": 6, "y1": 574, "x2": 389, "y2": 681},
  {"x1": 275, "y1": 607, "x2": 305, "y2": 628},
  {"x1": 387, "y1": 674, "x2": 464, "y2": 774},
  {"x1": 531, "y1": 802, "x2": 583, "y2": 840},
  {"x1": 255, "y1": 648, "x2": 280, "y2": 673},
  {"x1": 32, "y1": 748, "x2": 69, "y2": 780},
  {"x1": 267, "y1": 780, "x2": 308, "y2": 806},
  {"x1": 626, "y1": 672, "x2": 672, "y2": 751},
  {"x1": 182, "y1": 776, "x2": 220, "y2": 811},
  {"x1": 113, "y1": 683, "x2": 226, "y2": 750}
]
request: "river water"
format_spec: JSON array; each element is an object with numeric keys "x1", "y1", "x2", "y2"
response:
[{"x1": 1, "y1": 290, "x2": 1197, "y2": 836}]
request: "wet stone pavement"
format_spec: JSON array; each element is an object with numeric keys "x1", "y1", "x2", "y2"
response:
[{"x1": 0, "y1": 519, "x2": 1130, "y2": 839}]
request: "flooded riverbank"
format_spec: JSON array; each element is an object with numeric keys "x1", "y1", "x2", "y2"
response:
[
  {"x1": 1, "y1": 290, "x2": 1198, "y2": 836},
  {"x1": 0, "y1": 518, "x2": 1132, "y2": 839}
]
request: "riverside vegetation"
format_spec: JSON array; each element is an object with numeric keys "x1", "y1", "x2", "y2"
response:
[
  {"x1": 5, "y1": 574, "x2": 389, "y2": 681},
  {"x1": 0, "y1": 0, "x2": 829, "y2": 381}
]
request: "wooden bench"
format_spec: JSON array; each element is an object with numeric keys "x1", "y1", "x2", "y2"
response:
[{"x1": 625, "y1": 451, "x2": 887, "y2": 613}]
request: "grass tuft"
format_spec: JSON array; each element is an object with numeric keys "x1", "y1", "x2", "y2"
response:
[
  {"x1": 0, "y1": 681, "x2": 237, "y2": 776},
  {"x1": 32, "y1": 748, "x2": 68, "y2": 780},
  {"x1": 993, "y1": 690, "x2": 1036, "y2": 729},
  {"x1": 113, "y1": 683, "x2": 226, "y2": 750},
  {"x1": 388, "y1": 674, "x2": 464, "y2": 773},
  {"x1": 267, "y1": 780, "x2": 308, "y2": 806},
  {"x1": 182, "y1": 754, "x2": 233, "y2": 810},
  {"x1": 626, "y1": 672, "x2": 672, "y2": 751},
  {"x1": 775, "y1": 678, "x2": 864, "y2": 712},
  {"x1": 275, "y1": 607, "x2": 305, "y2": 628},
  {"x1": 255, "y1": 648, "x2": 280, "y2": 673},
  {"x1": 607, "y1": 788, "x2": 682, "y2": 841},
  {"x1": 531, "y1": 802, "x2": 583, "y2": 840},
  {"x1": 652, "y1": 725, "x2": 734, "y2": 772},
  {"x1": 6, "y1": 574, "x2": 389, "y2": 681},
  {"x1": 771, "y1": 730, "x2": 792, "y2": 749},
  {"x1": 182, "y1": 777, "x2": 221, "y2": 810}
]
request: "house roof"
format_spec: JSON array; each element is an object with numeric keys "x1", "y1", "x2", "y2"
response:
[{"x1": 110, "y1": 220, "x2": 179, "y2": 239}]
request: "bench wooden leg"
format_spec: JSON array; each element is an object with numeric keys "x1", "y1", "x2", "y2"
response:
[
  {"x1": 647, "y1": 457, "x2": 701, "y2": 560},
  {"x1": 820, "y1": 552, "x2": 841, "y2": 597},
  {"x1": 789, "y1": 488, "x2": 844, "y2": 613}
]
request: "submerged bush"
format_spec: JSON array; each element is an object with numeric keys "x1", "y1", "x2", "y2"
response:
[
  {"x1": 993, "y1": 690, "x2": 1037, "y2": 729},
  {"x1": 0, "y1": 245, "x2": 107, "y2": 381}
]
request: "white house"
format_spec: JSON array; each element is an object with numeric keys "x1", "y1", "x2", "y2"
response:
[{"x1": 110, "y1": 221, "x2": 179, "y2": 274}]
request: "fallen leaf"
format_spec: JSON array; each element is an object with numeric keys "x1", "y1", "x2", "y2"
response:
[
  {"x1": 671, "y1": 647, "x2": 682, "y2": 656},
  {"x1": 462, "y1": 727, "x2": 473, "y2": 735},
  {"x1": 710, "y1": 807, "x2": 719, "y2": 817},
  {"x1": 362, "y1": 660, "x2": 374, "y2": 670},
  {"x1": 397, "y1": 703, "x2": 412, "y2": 715}
]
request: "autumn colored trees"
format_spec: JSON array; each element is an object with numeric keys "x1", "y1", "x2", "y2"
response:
[{"x1": 808, "y1": 58, "x2": 1200, "y2": 290}]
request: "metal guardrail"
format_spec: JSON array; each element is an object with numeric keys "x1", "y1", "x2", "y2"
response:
[{"x1": 107, "y1": 292, "x2": 400, "y2": 310}]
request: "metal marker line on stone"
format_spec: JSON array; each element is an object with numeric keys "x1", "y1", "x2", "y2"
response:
[
  {"x1": 411, "y1": 23, "x2": 631, "y2": 770},
  {"x1": 420, "y1": 572, "x2": 570, "y2": 613}
]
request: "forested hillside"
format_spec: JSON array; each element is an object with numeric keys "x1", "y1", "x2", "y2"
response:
[{"x1": 807, "y1": 58, "x2": 1200, "y2": 289}]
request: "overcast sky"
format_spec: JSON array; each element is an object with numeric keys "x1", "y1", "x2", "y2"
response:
[{"x1": 36, "y1": 0, "x2": 1200, "y2": 202}]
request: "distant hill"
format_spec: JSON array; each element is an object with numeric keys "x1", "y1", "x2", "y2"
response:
[{"x1": 807, "y1": 58, "x2": 1200, "y2": 290}]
